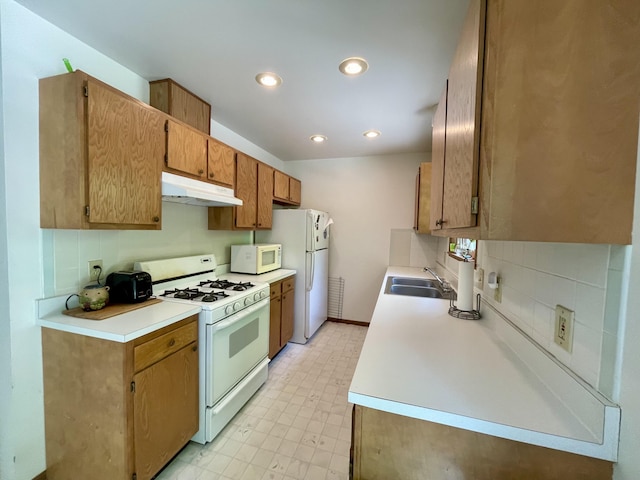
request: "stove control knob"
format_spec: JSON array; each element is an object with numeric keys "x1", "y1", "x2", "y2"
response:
[
  {"x1": 244, "y1": 297, "x2": 251, "y2": 306},
  {"x1": 233, "y1": 302, "x2": 241, "y2": 311},
  {"x1": 225, "y1": 305, "x2": 234, "y2": 315},
  {"x1": 253, "y1": 292, "x2": 261, "y2": 301}
]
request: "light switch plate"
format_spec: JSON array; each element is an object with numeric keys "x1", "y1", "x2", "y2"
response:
[{"x1": 554, "y1": 305, "x2": 574, "y2": 353}]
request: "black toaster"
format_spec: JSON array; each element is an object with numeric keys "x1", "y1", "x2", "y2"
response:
[{"x1": 106, "y1": 270, "x2": 153, "y2": 304}]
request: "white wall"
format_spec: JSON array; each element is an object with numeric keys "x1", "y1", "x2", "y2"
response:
[{"x1": 287, "y1": 153, "x2": 427, "y2": 323}]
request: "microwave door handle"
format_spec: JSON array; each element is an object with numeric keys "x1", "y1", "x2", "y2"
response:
[{"x1": 306, "y1": 252, "x2": 315, "y2": 292}]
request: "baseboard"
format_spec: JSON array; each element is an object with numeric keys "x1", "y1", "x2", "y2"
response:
[
  {"x1": 327, "y1": 317, "x2": 369, "y2": 327},
  {"x1": 33, "y1": 471, "x2": 47, "y2": 480}
]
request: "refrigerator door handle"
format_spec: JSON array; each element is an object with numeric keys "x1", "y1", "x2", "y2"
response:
[{"x1": 306, "y1": 252, "x2": 315, "y2": 292}]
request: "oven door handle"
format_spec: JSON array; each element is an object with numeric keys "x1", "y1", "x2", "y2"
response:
[{"x1": 211, "y1": 298, "x2": 269, "y2": 333}]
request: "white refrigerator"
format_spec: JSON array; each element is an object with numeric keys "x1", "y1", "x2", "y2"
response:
[{"x1": 256, "y1": 209, "x2": 331, "y2": 344}]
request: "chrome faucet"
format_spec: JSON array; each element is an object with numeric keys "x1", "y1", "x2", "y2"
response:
[{"x1": 424, "y1": 267, "x2": 451, "y2": 291}]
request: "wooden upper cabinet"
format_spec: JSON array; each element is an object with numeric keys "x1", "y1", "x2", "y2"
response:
[
  {"x1": 273, "y1": 170, "x2": 302, "y2": 206},
  {"x1": 441, "y1": 0, "x2": 484, "y2": 231},
  {"x1": 150, "y1": 78, "x2": 211, "y2": 134},
  {"x1": 165, "y1": 119, "x2": 208, "y2": 179},
  {"x1": 208, "y1": 153, "x2": 274, "y2": 230},
  {"x1": 414, "y1": 162, "x2": 432, "y2": 234},
  {"x1": 432, "y1": 0, "x2": 640, "y2": 244},
  {"x1": 274, "y1": 170, "x2": 290, "y2": 200},
  {"x1": 430, "y1": 85, "x2": 446, "y2": 231},
  {"x1": 235, "y1": 153, "x2": 259, "y2": 228},
  {"x1": 257, "y1": 162, "x2": 274, "y2": 228},
  {"x1": 207, "y1": 138, "x2": 235, "y2": 188},
  {"x1": 289, "y1": 178, "x2": 302, "y2": 205},
  {"x1": 39, "y1": 71, "x2": 163, "y2": 230}
]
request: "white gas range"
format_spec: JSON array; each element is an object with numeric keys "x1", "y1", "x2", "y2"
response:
[{"x1": 134, "y1": 254, "x2": 270, "y2": 444}]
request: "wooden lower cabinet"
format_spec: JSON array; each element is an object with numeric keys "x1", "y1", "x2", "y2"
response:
[
  {"x1": 268, "y1": 275, "x2": 295, "y2": 358},
  {"x1": 351, "y1": 405, "x2": 612, "y2": 480},
  {"x1": 42, "y1": 316, "x2": 199, "y2": 480}
]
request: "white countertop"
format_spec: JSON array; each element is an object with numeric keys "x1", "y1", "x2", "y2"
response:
[
  {"x1": 348, "y1": 266, "x2": 619, "y2": 461},
  {"x1": 223, "y1": 268, "x2": 296, "y2": 284},
  {"x1": 37, "y1": 296, "x2": 201, "y2": 343}
]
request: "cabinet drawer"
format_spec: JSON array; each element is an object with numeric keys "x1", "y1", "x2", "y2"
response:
[
  {"x1": 282, "y1": 276, "x2": 295, "y2": 293},
  {"x1": 134, "y1": 321, "x2": 198, "y2": 372},
  {"x1": 270, "y1": 281, "x2": 282, "y2": 299}
]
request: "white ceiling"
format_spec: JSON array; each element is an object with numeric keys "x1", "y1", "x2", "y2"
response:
[{"x1": 17, "y1": 0, "x2": 470, "y2": 161}]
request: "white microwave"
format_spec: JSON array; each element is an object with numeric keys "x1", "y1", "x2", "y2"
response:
[{"x1": 230, "y1": 244, "x2": 282, "y2": 274}]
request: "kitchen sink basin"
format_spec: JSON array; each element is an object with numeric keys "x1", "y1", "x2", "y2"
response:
[
  {"x1": 389, "y1": 277, "x2": 440, "y2": 288},
  {"x1": 384, "y1": 276, "x2": 456, "y2": 300}
]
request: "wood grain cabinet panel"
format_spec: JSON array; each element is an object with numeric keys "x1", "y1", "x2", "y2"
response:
[
  {"x1": 432, "y1": 0, "x2": 640, "y2": 244},
  {"x1": 208, "y1": 153, "x2": 274, "y2": 230},
  {"x1": 165, "y1": 119, "x2": 208, "y2": 179},
  {"x1": 257, "y1": 162, "x2": 274, "y2": 228},
  {"x1": 351, "y1": 405, "x2": 613, "y2": 480},
  {"x1": 414, "y1": 162, "x2": 432, "y2": 234},
  {"x1": 268, "y1": 275, "x2": 295, "y2": 359},
  {"x1": 133, "y1": 341, "x2": 198, "y2": 480},
  {"x1": 429, "y1": 85, "x2": 446, "y2": 231},
  {"x1": 39, "y1": 71, "x2": 164, "y2": 230},
  {"x1": 149, "y1": 78, "x2": 211, "y2": 135},
  {"x1": 207, "y1": 138, "x2": 235, "y2": 188},
  {"x1": 42, "y1": 315, "x2": 199, "y2": 480},
  {"x1": 273, "y1": 170, "x2": 302, "y2": 206}
]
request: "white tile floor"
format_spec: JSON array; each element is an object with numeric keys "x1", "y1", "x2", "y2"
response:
[{"x1": 156, "y1": 321, "x2": 368, "y2": 480}]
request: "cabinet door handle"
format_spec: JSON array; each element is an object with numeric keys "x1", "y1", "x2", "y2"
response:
[
  {"x1": 209, "y1": 172, "x2": 214, "y2": 178},
  {"x1": 153, "y1": 216, "x2": 160, "y2": 223},
  {"x1": 198, "y1": 169, "x2": 204, "y2": 175},
  {"x1": 435, "y1": 219, "x2": 446, "y2": 227},
  {"x1": 168, "y1": 338, "x2": 176, "y2": 347},
  {"x1": 192, "y1": 344, "x2": 198, "y2": 352}
]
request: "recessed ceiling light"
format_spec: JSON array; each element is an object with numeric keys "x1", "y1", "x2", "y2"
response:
[
  {"x1": 255, "y1": 72, "x2": 282, "y2": 87},
  {"x1": 310, "y1": 135, "x2": 327, "y2": 143},
  {"x1": 339, "y1": 57, "x2": 369, "y2": 76},
  {"x1": 363, "y1": 130, "x2": 381, "y2": 138}
]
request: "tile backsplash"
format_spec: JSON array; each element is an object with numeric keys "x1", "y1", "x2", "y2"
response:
[
  {"x1": 435, "y1": 237, "x2": 626, "y2": 400},
  {"x1": 43, "y1": 202, "x2": 251, "y2": 297}
]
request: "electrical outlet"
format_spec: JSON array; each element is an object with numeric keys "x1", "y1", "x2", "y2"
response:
[
  {"x1": 475, "y1": 268, "x2": 484, "y2": 287},
  {"x1": 88, "y1": 260, "x2": 103, "y2": 282},
  {"x1": 554, "y1": 305, "x2": 574, "y2": 353}
]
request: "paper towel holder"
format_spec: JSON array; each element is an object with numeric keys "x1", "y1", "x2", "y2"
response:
[
  {"x1": 488, "y1": 272, "x2": 499, "y2": 289},
  {"x1": 448, "y1": 293, "x2": 482, "y2": 320}
]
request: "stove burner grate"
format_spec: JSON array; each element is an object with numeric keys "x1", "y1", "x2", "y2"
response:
[
  {"x1": 201, "y1": 291, "x2": 230, "y2": 302},
  {"x1": 199, "y1": 279, "x2": 255, "y2": 291},
  {"x1": 161, "y1": 288, "x2": 204, "y2": 300}
]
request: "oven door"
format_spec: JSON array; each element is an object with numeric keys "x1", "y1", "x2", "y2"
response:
[{"x1": 206, "y1": 298, "x2": 269, "y2": 406}]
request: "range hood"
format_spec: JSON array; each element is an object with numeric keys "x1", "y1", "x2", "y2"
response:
[{"x1": 161, "y1": 171, "x2": 242, "y2": 207}]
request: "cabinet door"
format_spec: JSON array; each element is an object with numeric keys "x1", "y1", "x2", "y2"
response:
[
  {"x1": 165, "y1": 119, "x2": 208, "y2": 179},
  {"x1": 257, "y1": 162, "x2": 274, "y2": 229},
  {"x1": 280, "y1": 288, "x2": 294, "y2": 347},
  {"x1": 441, "y1": 0, "x2": 485, "y2": 229},
  {"x1": 289, "y1": 178, "x2": 302, "y2": 205},
  {"x1": 269, "y1": 294, "x2": 282, "y2": 359},
  {"x1": 170, "y1": 82, "x2": 211, "y2": 135},
  {"x1": 87, "y1": 80, "x2": 163, "y2": 227},
  {"x1": 133, "y1": 342, "x2": 198, "y2": 480},
  {"x1": 273, "y1": 170, "x2": 290, "y2": 201},
  {"x1": 414, "y1": 163, "x2": 432, "y2": 234},
  {"x1": 207, "y1": 138, "x2": 235, "y2": 188},
  {"x1": 430, "y1": 85, "x2": 447, "y2": 231},
  {"x1": 235, "y1": 153, "x2": 258, "y2": 228}
]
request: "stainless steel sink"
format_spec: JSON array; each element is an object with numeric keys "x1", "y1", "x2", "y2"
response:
[
  {"x1": 384, "y1": 276, "x2": 456, "y2": 300},
  {"x1": 389, "y1": 277, "x2": 440, "y2": 288}
]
